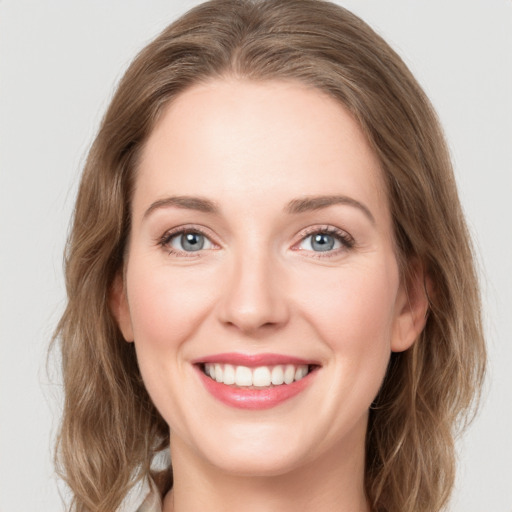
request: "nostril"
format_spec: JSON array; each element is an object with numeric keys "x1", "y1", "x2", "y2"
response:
[{"x1": 222, "y1": 318, "x2": 284, "y2": 337}]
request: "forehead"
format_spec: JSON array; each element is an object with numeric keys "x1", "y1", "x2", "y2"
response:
[{"x1": 135, "y1": 78, "x2": 388, "y2": 221}]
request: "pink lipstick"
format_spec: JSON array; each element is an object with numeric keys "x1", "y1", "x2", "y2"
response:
[{"x1": 193, "y1": 353, "x2": 319, "y2": 410}]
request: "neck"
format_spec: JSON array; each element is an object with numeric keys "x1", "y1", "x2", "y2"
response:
[{"x1": 163, "y1": 428, "x2": 370, "y2": 512}]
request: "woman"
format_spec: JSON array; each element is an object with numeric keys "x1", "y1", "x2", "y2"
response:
[{"x1": 54, "y1": 0, "x2": 486, "y2": 511}]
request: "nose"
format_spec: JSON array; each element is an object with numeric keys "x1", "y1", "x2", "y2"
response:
[{"x1": 217, "y1": 250, "x2": 290, "y2": 335}]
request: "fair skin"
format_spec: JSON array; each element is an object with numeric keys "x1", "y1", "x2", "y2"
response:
[{"x1": 111, "y1": 79, "x2": 428, "y2": 512}]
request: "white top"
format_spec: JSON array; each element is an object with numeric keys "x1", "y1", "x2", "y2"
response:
[{"x1": 117, "y1": 477, "x2": 162, "y2": 512}]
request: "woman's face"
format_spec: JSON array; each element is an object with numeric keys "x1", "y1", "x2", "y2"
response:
[{"x1": 113, "y1": 79, "x2": 421, "y2": 477}]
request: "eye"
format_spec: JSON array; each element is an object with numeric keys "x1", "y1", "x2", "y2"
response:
[
  {"x1": 297, "y1": 227, "x2": 354, "y2": 254},
  {"x1": 161, "y1": 229, "x2": 215, "y2": 254}
]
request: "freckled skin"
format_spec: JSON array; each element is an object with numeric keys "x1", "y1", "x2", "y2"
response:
[{"x1": 112, "y1": 79, "x2": 426, "y2": 512}]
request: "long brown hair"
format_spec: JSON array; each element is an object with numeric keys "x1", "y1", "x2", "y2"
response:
[{"x1": 54, "y1": 1, "x2": 486, "y2": 510}]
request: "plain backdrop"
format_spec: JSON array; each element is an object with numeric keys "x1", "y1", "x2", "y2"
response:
[{"x1": 0, "y1": 1, "x2": 511, "y2": 510}]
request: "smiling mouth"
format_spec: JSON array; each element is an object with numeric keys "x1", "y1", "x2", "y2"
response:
[
  {"x1": 194, "y1": 355, "x2": 320, "y2": 409},
  {"x1": 199, "y1": 363, "x2": 318, "y2": 388}
]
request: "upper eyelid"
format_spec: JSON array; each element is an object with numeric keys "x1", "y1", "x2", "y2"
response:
[
  {"x1": 295, "y1": 225, "x2": 354, "y2": 243},
  {"x1": 159, "y1": 224, "x2": 218, "y2": 242},
  {"x1": 300, "y1": 225, "x2": 347, "y2": 236}
]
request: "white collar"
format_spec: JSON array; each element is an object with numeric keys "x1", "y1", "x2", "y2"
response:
[{"x1": 117, "y1": 476, "x2": 162, "y2": 512}]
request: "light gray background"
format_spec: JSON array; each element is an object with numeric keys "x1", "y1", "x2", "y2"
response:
[{"x1": 1, "y1": 1, "x2": 511, "y2": 510}]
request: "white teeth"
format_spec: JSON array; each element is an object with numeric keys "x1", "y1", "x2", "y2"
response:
[
  {"x1": 205, "y1": 363, "x2": 216, "y2": 379},
  {"x1": 295, "y1": 365, "x2": 308, "y2": 381},
  {"x1": 235, "y1": 366, "x2": 253, "y2": 386},
  {"x1": 284, "y1": 364, "x2": 295, "y2": 384},
  {"x1": 253, "y1": 367, "x2": 271, "y2": 387},
  {"x1": 214, "y1": 364, "x2": 223, "y2": 383},
  {"x1": 271, "y1": 365, "x2": 285, "y2": 385},
  {"x1": 223, "y1": 364, "x2": 235, "y2": 385},
  {"x1": 203, "y1": 363, "x2": 310, "y2": 387}
]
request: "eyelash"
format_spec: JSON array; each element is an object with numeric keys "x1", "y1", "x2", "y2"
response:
[
  {"x1": 158, "y1": 225, "x2": 355, "y2": 257},
  {"x1": 158, "y1": 225, "x2": 214, "y2": 257},
  {"x1": 294, "y1": 226, "x2": 355, "y2": 257}
]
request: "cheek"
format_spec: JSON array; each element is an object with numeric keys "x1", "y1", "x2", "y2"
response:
[
  {"x1": 293, "y1": 259, "x2": 399, "y2": 379},
  {"x1": 300, "y1": 259, "x2": 397, "y2": 331},
  {"x1": 126, "y1": 261, "x2": 215, "y2": 350},
  {"x1": 125, "y1": 259, "x2": 219, "y2": 428}
]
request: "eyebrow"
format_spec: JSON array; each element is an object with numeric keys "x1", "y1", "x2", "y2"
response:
[
  {"x1": 143, "y1": 196, "x2": 219, "y2": 219},
  {"x1": 285, "y1": 195, "x2": 375, "y2": 224},
  {"x1": 143, "y1": 194, "x2": 375, "y2": 225}
]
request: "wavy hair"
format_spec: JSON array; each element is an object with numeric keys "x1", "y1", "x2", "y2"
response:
[{"x1": 54, "y1": 1, "x2": 486, "y2": 510}]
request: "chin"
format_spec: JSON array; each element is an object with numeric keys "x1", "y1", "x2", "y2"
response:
[
  {"x1": 170, "y1": 415, "x2": 316, "y2": 478},
  {"x1": 203, "y1": 443, "x2": 309, "y2": 478}
]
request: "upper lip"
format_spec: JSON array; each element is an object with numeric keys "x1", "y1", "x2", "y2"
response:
[{"x1": 192, "y1": 352, "x2": 320, "y2": 367}]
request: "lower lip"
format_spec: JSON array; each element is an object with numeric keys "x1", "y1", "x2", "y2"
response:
[{"x1": 195, "y1": 366, "x2": 316, "y2": 410}]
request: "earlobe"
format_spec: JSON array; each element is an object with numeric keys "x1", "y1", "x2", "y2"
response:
[
  {"x1": 109, "y1": 272, "x2": 134, "y2": 342},
  {"x1": 391, "y1": 261, "x2": 431, "y2": 353}
]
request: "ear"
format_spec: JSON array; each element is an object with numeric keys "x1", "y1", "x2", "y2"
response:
[
  {"x1": 391, "y1": 259, "x2": 431, "y2": 353},
  {"x1": 109, "y1": 272, "x2": 134, "y2": 342}
]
